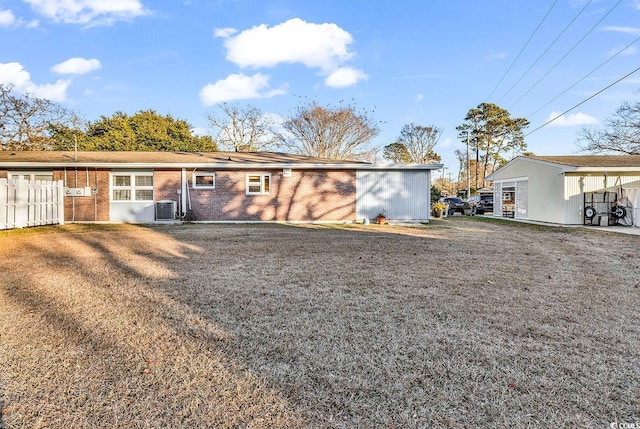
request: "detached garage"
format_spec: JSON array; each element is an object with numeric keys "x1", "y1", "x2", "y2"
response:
[
  {"x1": 0, "y1": 151, "x2": 442, "y2": 224},
  {"x1": 486, "y1": 155, "x2": 640, "y2": 227}
]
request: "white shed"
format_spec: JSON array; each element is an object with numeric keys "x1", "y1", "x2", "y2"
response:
[
  {"x1": 356, "y1": 168, "x2": 433, "y2": 222},
  {"x1": 485, "y1": 155, "x2": 640, "y2": 226}
]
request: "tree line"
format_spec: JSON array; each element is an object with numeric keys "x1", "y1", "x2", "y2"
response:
[{"x1": 2, "y1": 83, "x2": 637, "y2": 171}]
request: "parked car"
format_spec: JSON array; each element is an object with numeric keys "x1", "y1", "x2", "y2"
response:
[
  {"x1": 467, "y1": 194, "x2": 493, "y2": 215},
  {"x1": 441, "y1": 197, "x2": 470, "y2": 216}
]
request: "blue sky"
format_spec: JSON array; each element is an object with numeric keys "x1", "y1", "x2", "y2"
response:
[{"x1": 2, "y1": 0, "x2": 640, "y2": 174}]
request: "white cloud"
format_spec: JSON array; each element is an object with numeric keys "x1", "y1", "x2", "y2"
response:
[
  {"x1": 212, "y1": 18, "x2": 367, "y2": 90},
  {"x1": 0, "y1": 62, "x2": 70, "y2": 102},
  {"x1": 484, "y1": 52, "x2": 507, "y2": 61},
  {"x1": 219, "y1": 18, "x2": 354, "y2": 72},
  {"x1": 0, "y1": 62, "x2": 32, "y2": 87},
  {"x1": 0, "y1": 9, "x2": 15, "y2": 26},
  {"x1": 23, "y1": 0, "x2": 149, "y2": 26},
  {"x1": 416, "y1": 94, "x2": 424, "y2": 102},
  {"x1": 324, "y1": 67, "x2": 367, "y2": 88},
  {"x1": 608, "y1": 45, "x2": 636, "y2": 56},
  {"x1": 214, "y1": 27, "x2": 237, "y2": 38},
  {"x1": 30, "y1": 79, "x2": 71, "y2": 101},
  {"x1": 52, "y1": 57, "x2": 102, "y2": 74},
  {"x1": 546, "y1": 111, "x2": 599, "y2": 127},
  {"x1": 601, "y1": 26, "x2": 640, "y2": 36},
  {"x1": 0, "y1": 9, "x2": 39, "y2": 27},
  {"x1": 199, "y1": 73, "x2": 285, "y2": 106}
]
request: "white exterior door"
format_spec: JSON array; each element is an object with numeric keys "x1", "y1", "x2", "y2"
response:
[{"x1": 493, "y1": 178, "x2": 528, "y2": 219}]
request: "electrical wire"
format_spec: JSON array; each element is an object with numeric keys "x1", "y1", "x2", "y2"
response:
[
  {"x1": 525, "y1": 65, "x2": 640, "y2": 137},
  {"x1": 527, "y1": 34, "x2": 640, "y2": 118},
  {"x1": 486, "y1": 0, "x2": 559, "y2": 101},
  {"x1": 497, "y1": 0, "x2": 593, "y2": 104},
  {"x1": 510, "y1": 0, "x2": 623, "y2": 109}
]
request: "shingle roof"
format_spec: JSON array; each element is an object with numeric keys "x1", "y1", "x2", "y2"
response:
[
  {"x1": 0, "y1": 150, "x2": 443, "y2": 170},
  {"x1": 0, "y1": 151, "x2": 369, "y2": 165},
  {"x1": 529, "y1": 155, "x2": 640, "y2": 168}
]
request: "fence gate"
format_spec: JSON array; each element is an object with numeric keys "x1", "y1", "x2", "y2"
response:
[{"x1": 1, "y1": 178, "x2": 65, "y2": 230}]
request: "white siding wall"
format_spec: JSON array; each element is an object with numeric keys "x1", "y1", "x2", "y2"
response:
[
  {"x1": 492, "y1": 158, "x2": 640, "y2": 225},
  {"x1": 356, "y1": 170, "x2": 430, "y2": 221},
  {"x1": 491, "y1": 158, "x2": 565, "y2": 223}
]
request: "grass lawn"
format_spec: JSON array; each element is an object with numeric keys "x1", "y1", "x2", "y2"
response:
[{"x1": 0, "y1": 219, "x2": 639, "y2": 428}]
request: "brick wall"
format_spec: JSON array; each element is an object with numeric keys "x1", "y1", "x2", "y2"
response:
[
  {"x1": 188, "y1": 169, "x2": 356, "y2": 221},
  {"x1": 154, "y1": 169, "x2": 182, "y2": 202},
  {"x1": 2, "y1": 167, "x2": 357, "y2": 222},
  {"x1": 56, "y1": 168, "x2": 110, "y2": 222}
]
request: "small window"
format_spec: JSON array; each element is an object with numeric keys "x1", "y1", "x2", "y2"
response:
[
  {"x1": 113, "y1": 189, "x2": 131, "y2": 201},
  {"x1": 135, "y1": 176, "x2": 153, "y2": 187},
  {"x1": 192, "y1": 172, "x2": 215, "y2": 189},
  {"x1": 113, "y1": 175, "x2": 131, "y2": 186},
  {"x1": 34, "y1": 173, "x2": 54, "y2": 182},
  {"x1": 246, "y1": 173, "x2": 271, "y2": 195},
  {"x1": 135, "y1": 190, "x2": 153, "y2": 200},
  {"x1": 9, "y1": 171, "x2": 54, "y2": 182}
]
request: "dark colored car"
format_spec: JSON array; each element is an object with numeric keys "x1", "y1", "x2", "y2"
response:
[
  {"x1": 468, "y1": 194, "x2": 494, "y2": 215},
  {"x1": 441, "y1": 197, "x2": 470, "y2": 216}
]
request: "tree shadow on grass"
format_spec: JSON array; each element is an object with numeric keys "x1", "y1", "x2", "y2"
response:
[
  {"x1": 0, "y1": 397, "x2": 5, "y2": 429},
  {"x1": 2, "y1": 222, "x2": 638, "y2": 428},
  {"x1": 142, "y1": 222, "x2": 640, "y2": 428},
  {"x1": 0, "y1": 224, "x2": 305, "y2": 428}
]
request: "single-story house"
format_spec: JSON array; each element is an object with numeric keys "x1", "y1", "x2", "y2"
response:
[
  {"x1": 485, "y1": 155, "x2": 640, "y2": 227},
  {"x1": 0, "y1": 151, "x2": 442, "y2": 223}
]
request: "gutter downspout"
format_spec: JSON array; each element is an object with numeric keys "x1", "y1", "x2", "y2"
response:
[{"x1": 181, "y1": 168, "x2": 187, "y2": 218}]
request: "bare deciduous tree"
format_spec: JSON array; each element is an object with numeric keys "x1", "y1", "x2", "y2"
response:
[
  {"x1": 1, "y1": 83, "x2": 80, "y2": 151},
  {"x1": 281, "y1": 101, "x2": 380, "y2": 160},
  {"x1": 207, "y1": 103, "x2": 281, "y2": 152},
  {"x1": 397, "y1": 123, "x2": 442, "y2": 163},
  {"x1": 579, "y1": 101, "x2": 640, "y2": 155},
  {"x1": 350, "y1": 147, "x2": 380, "y2": 163}
]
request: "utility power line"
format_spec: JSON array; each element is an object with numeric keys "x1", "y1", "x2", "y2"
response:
[
  {"x1": 527, "y1": 34, "x2": 640, "y2": 118},
  {"x1": 510, "y1": 0, "x2": 623, "y2": 109},
  {"x1": 486, "y1": 0, "x2": 558, "y2": 101},
  {"x1": 525, "y1": 65, "x2": 640, "y2": 137},
  {"x1": 497, "y1": 0, "x2": 593, "y2": 104}
]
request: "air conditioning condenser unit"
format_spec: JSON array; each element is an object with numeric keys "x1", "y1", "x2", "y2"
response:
[{"x1": 155, "y1": 200, "x2": 176, "y2": 221}]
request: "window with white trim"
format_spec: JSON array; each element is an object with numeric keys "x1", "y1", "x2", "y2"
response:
[
  {"x1": 192, "y1": 172, "x2": 215, "y2": 189},
  {"x1": 112, "y1": 173, "x2": 154, "y2": 201},
  {"x1": 246, "y1": 173, "x2": 270, "y2": 195},
  {"x1": 9, "y1": 171, "x2": 54, "y2": 182}
]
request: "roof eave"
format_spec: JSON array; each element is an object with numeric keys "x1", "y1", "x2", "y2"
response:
[
  {"x1": 571, "y1": 166, "x2": 640, "y2": 173},
  {"x1": 2, "y1": 161, "x2": 444, "y2": 170}
]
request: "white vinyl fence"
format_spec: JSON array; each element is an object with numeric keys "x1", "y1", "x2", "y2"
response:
[{"x1": 1, "y1": 178, "x2": 65, "y2": 230}]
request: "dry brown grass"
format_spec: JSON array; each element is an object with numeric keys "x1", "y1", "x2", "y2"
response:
[{"x1": 0, "y1": 219, "x2": 639, "y2": 428}]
